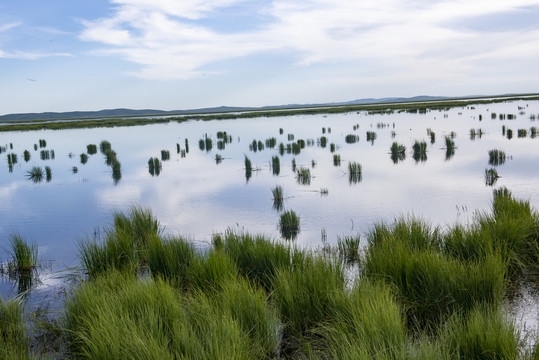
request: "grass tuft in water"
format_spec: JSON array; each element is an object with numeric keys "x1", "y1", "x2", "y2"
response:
[
  {"x1": 348, "y1": 161, "x2": 362, "y2": 184},
  {"x1": 444, "y1": 136, "x2": 455, "y2": 160},
  {"x1": 23, "y1": 150, "x2": 30, "y2": 162},
  {"x1": 271, "y1": 185, "x2": 284, "y2": 211},
  {"x1": 45, "y1": 166, "x2": 52, "y2": 182},
  {"x1": 488, "y1": 149, "x2": 506, "y2": 166},
  {"x1": 337, "y1": 235, "x2": 361, "y2": 264},
  {"x1": 279, "y1": 210, "x2": 300, "y2": 240},
  {"x1": 87, "y1": 144, "x2": 97, "y2": 155},
  {"x1": 412, "y1": 140, "x2": 428, "y2": 162},
  {"x1": 296, "y1": 167, "x2": 311, "y2": 185},
  {"x1": 7, "y1": 233, "x2": 38, "y2": 273},
  {"x1": 390, "y1": 142, "x2": 406, "y2": 164},
  {"x1": 26, "y1": 166, "x2": 44, "y2": 183},
  {"x1": 272, "y1": 155, "x2": 280, "y2": 176},
  {"x1": 485, "y1": 168, "x2": 500, "y2": 186},
  {"x1": 80, "y1": 153, "x2": 88, "y2": 164}
]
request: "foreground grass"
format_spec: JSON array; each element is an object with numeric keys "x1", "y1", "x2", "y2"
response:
[{"x1": 2, "y1": 187, "x2": 538, "y2": 359}]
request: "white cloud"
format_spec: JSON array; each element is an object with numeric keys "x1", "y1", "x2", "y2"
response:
[
  {"x1": 79, "y1": 0, "x2": 539, "y2": 81},
  {"x1": 0, "y1": 50, "x2": 73, "y2": 60}
]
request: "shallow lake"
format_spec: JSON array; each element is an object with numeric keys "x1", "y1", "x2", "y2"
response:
[{"x1": 1, "y1": 99, "x2": 538, "y2": 334}]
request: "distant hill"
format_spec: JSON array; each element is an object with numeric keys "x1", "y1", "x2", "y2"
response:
[{"x1": 0, "y1": 95, "x2": 473, "y2": 122}]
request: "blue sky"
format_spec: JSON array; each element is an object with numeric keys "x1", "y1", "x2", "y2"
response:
[{"x1": 1, "y1": 0, "x2": 539, "y2": 115}]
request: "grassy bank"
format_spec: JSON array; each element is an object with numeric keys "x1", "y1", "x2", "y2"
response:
[
  {"x1": 1, "y1": 187, "x2": 538, "y2": 359},
  {"x1": 2, "y1": 94, "x2": 539, "y2": 132}
]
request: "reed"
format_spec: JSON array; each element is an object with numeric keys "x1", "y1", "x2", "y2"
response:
[
  {"x1": 72, "y1": 166, "x2": 78, "y2": 174},
  {"x1": 45, "y1": 166, "x2": 52, "y2": 182},
  {"x1": 330, "y1": 143, "x2": 336, "y2": 152},
  {"x1": 506, "y1": 129, "x2": 513, "y2": 139},
  {"x1": 296, "y1": 167, "x2": 311, "y2": 185},
  {"x1": 99, "y1": 140, "x2": 111, "y2": 154},
  {"x1": 244, "y1": 155, "x2": 252, "y2": 181},
  {"x1": 0, "y1": 297, "x2": 30, "y2": 360},
  {"x1": 291, "y1": 142, "x2": 301, "y2": 155},
  {"x1": 23, "y1": 150, "x2": 30, "y2": 162},
  {"x1": 87, "y1": 144, "x2": 97, "y2": 155},
  {"x1": 279, "y1": 210, "x2": 301, "y2": 240},
  {"x1": 271, "y1": 156, "x2": 280, "y2": 175},
  {"x1": 337, "y1": 235, "x2": 361, "y2": 263},
  {"x1": 320, "y1": 136, "x2": 327, "y2": 148},
  {"x1": 484, "y1": 168, "x2": 499, "y2": 186},
  {"x1": 429, "y1": 131, "x2": 436, "y2": 144},
  {"x1": 291, "y1": 158, "x2": 296, "y2": 172},
  {"x1": 39, "y1": 139, "x2": 47, "y2": 148},
  {"x1": 288, "y1": 134, "x2": 294, "y2": 141},
  {"x1": 280, "y1": 128, "x2": 284, "y2": 135},
  {"x1": 517, "y1": 129, "x2": 527, "y2": 138},
  {"x1": 111, "y1": 159, "x2": 121, "y2": 183},
  {"x1": 348, "y1": 162, "x2": 362, "y2": 184},
  {"x1": 366, "y1": 131, "x2": 376, "y2": 144},
  {"x1": 488, "y1": 149, "x2": 506, "y2": 166},
  {"x1": 390, "y1": 142, "x2": 406, "y2": 164},
  {"x1": 148, "y1": 157, "x2": 161, "y2": 176},
  {"x1": 279, "y1": 143, "x2": 285, "y2": 156},
  {"x1": 265, "y1": 137, "x2": 277, "y2": 148},
  {"x1": 148, "y1": 236, "x2": 196, "y2": 290},
  {"x1": 160, "y1": 150, "x2": 170, "y2": 161},
  {"x1": 184, "y1": 138, "x2": 189, "y2": 153},
  {"x1": 333, "y1": 154, "x2": 341, "y2": 167},
  {"x1": 26, "y1": 166, "x2": 44, "y2": 183},
  {"x1": 412, "y1": 140, "x2": 427, "y2": 162},
  {"x1": 215, "y1": 154, "x2": 223, "y2": 164},
  {"x1": 104, "y1": 149, "x2": 117, "y2": 166},
  {"x1": 444, "y1": 136, "x2": 455, "y2": 160},
  {"x1": 198, "y1": 138, "x2": 205, "y2": 151},
  {"x1": 7, "y1": 233, "x2": 38, "y2": 273},
  {"x1": 80, "y1": 153, "x2": 88, "y2": 164},
  {"x1": 345, "y1": 134, "x2": 359, "y2": 144}
]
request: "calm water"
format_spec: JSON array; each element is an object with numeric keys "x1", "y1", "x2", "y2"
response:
[{"x1": 1, "y1": 100, "x2": 538, "y2": 331}]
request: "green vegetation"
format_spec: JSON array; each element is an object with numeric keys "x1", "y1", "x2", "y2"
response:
[
  {"x1": 148, "y1": 157, "x2": 161, "y2": 176},
  {"x1": 271, "y1": 156, "x2": 280, "y2": 176},
  {"x1": 296, "y1": 167, "x2": 311, "y2": 185},
  {"x1": 26, "y1": 166, "x2": 44, "y2": 183},
  {"x1": 279, "y1": 210, "x2": 300, "y2": 240},
  {"x1": 3, "y1": 190, "x2": 539, "y2": 358},
  {"x1": 160, "y1": 149, "x2": 170, "y2": 161},
  {"x1": 271, "y1": 185, "x2": 284, "y2": 211},
  {"x1": 99, "y1": 140, "x2": 111, "y2": 154},
  {"x1": 444, "y1": 136, "x2": 455, "y2": 160},
  {"x1": 488, "y1": 149, "x2": 506, "y2": 166},
  {"x1": 366, "y1": 131, "x2": 376, "y2": 144},
  {"x1": 412, "y1": 140, "x2": 427, "y2": 162},
  {"x1": 244, "y1": 155, "x2": 252, "y2": 182},
  {"x1": 485, "y1": 168, "x2": 500, "y2": 186},
  {"x1": 348, "y1": 161, "x2": 362, "y2": 184},
  {"x1": 72, "y1": 166, "x2": 78, "y2": 174},
  {"x1": 45, "y1": 166, "x2": 52, "y2": 182},
  {"x1": 390, "y1": 142, "x2": 406, "y2": 164},
  {"x1": 344, "y1": 134, "x2": 359, "y2": 144},
  {"x1": 87, "y1": 144, "x2": 97, "y2": 155},
  {"x1": 23, "y1": 150, "x2": 30, "y2": 162},
  {"x1": 333, "y1": 154, "x2": 341, "y2": 167},
  {"x1": 80, "y1": 153, "x2": 88, "y2": 164}
]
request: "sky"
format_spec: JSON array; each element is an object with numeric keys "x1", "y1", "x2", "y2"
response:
[{"x1": 1, "y1": 0, "x2": 539, "y2": 115}]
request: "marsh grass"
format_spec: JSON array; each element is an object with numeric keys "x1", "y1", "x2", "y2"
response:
[
  {"x1": 80, "y1": 153, "x2": 88, "y2": 164},
  {"x1": 272, "y1": 185, "x2": 284, "y2": 211},
  {"x1": 23, "y1": 150, "x2": 30, "y2": 162},
  {"x1": 99, "y1": 140, "x2": 111, "y2": 154},
  {"x1": 26, "y1": 166, "x2": 44, "y2": 183},
  {"x1": 345, "y1": 134, "x2": 359, "y2": 144},
  {"x1": 279, "y1": 210, "x2": 300, "y2": 240},
  {"x1": 296, "y1": 167, "x2": 311, "y2": 185},
  {"x1": 7, "y1": 233, "x2": 38, "y2": 273},
  {"x1": 148, "y1": 157, "x2": 161, "y2": 176},
  {"x1": 0, "y1": 297, "x2": 30, "y2": 360},
  {"x1": 148, "y1": 236, "x2": 195, "y2": 290},
  {"x1": 390, "y1": 142, "x2": 406, "y2": 164},
  {"x1": 272, "y1": 155, "x2": 280, "y2": 175},
  {"x1": 366, "y1": 131, "x2": 376, "y2": 144},
  {"x1": 485, "y1": 168, "x2": 500, "y2": 186},
  {"x1": 160, "y1": 150, "x2": 170, "y2": 161},
  {"x1": 348, "y1": 162, "x2": 362, "y2": 184},
  {"x1": 72, "y1": 166, "x2": 78, "y2": 174},
  {"x1": 215, "y1": 154, "x2": 223, "y2": 164},
  {"x1": 488, "y1": 149, "x2": 506, "y2": 166},
  {"x1": 412, "y1": 140, "x2": 427, "y2": 162},
  {"x1": 87, "y1": 144, "x2": 97, "y2": 155},
  {"x1": 244, "y1": 155, "x2": 252, "y2": 181},
  {"x1": 444, "y1": 136, "x2": 455, "y2": 160},
  {"x1": 45, "y1": 166, "x2": 52, "y2": 182},
  {"x1": 333, "y1": 154, "x2": 341, "y2": 167},
  {"x1": 337, "y1": 236, "x2": 361, "y2": 264}
]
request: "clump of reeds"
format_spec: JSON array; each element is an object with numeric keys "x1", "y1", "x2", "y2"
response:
[
  {"x1": 148, "y1": 157, "x2": 161, "y2": 176},
  {"x1": 244, "y1": 155, "x2": 252, "y2": 181},
  {"x1": 444, "y1": 136, "x2": 455, "y2": 160},
  {"x1": 45, "y1": 166, "x2": 52, "y2": 182},
  {"x1": 296, "y1": 167, "x2": 311, "y2": 185},
  {"x1": 348, "y1": 162, "x2": 362, "y2": 184},
  {"x1": 271, "y1": 156, "x2": 280, "y2": 176},
  {"x1": 279, "y1": 210, "x2": 300, "y2": 240},
  {"x1": 99, "y1": 140, "x2": 111, "y2": 154},
  {"x1": 80, "y1": 153, "x2": 88, "y2": 164},
  {"x1": 215, "y1": 154, "x2": 223, "y2": 164},
  {"x1": 184, "y1": 138, "x2": 189, "y2": 153},
  {"x1": 288, "y1": 134, "x2": 294, "y2": 141},
  {"x1": 271, "y1": 185, "x2": 284, "y2": 211},
  {"x1": 291, "y1": 158, "x2": 296, "y2": 172},
  {"x1": 506, "y1": 129, "x2": 513, "y2": 139},
  {"x1": 366, "y1": 131, "x2": 376, "y2": 144},
  {"x1": 485, "y1": 168, "x2": 499, "y2": 186},
  {"x1": 488, "y1": 149, "x2": 506, "y2": 166},
  {"x1": 330, "y1": 143, "x2": 336, "y2": 152},
  {"x1": 337, "y1": 236, "x2": 361, "y2": 263},
  {"x1": 345, "y1": 134, "x2": 359, "y2": 144},
  {"x1": 72, "y1": 166, "x2": 78, "y2": 174},
  {"x1": 26, "y1": 166, "x2": 44, "y2": 183},
  {"x1": 429, "y1": 130, "x2": 436, "y2": 144},
  {"x1": 517, "y1": 129, "x2": 527, "y2": 138},
  {"x1": 23, "y1": 150, "x2": 30, "y2": 162},
  {"x1": 333, "y1": 154, "x2": 341, "y2": 167},
  {"x1": 320, "y1": 188, "x2": 328, "y2": 196},
  {"x1": 0, "y1": 297, "x2": 30, "y2": 359},
  {"x1": 104, "y1": 149, "x2": 117, "y2": 166},
  {"x1": 160, "y1": 150, "x2": 170, "y2": 161},
  {"x1": 319, "y1": 136, "x2": 327, "y2": 148},
  {"x1": 390, "y1": 142, "x2": 406, "y2": 164},
  {"x1": 265, "y1": 137, "x2": 277, "y2": 148},
  {"x1": 87, "y1": 144, "x2": 97, "y2": 155},
  {"x1": 39, "y1": 139, "x2": 47, "y2": 148},
  {"x1": 412, "y1": 140, "x2": 427, "y2": 162},
  {"x1": 7, "y1": 233, "x2": 38, "y2": 273}
]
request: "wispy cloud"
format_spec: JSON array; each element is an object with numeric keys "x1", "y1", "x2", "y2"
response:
[
  {"x1": 79, "y1": 0, "x2": 539, "y2": 80},
  {"x1": 0, "y1": 50, "x2": 73, "y2": 60}
]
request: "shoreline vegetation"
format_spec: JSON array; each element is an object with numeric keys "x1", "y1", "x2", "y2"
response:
[
  {"x1": 1, "y1": 187, "x2": 538, "y2": 359},
  {"x1": 1, "y1": 93, "x2": 539, "y2": 132}
]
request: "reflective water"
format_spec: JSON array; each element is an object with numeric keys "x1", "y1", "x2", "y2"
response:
[{"x1": 1, "y1": 100, "x2": 538, "y2": 327}]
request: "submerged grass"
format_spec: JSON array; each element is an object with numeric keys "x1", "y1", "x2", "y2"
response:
[{"x1": 279, "y1": 210, "x2": 300, "y2": 240}]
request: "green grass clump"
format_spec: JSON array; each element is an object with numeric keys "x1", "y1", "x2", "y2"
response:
[
  {"x1": 45, "y1": 166, "x2": 52, "y2": 182},
  {"x1": 485, "y1": 168, "x2": 500, "y2": 186},
  {"x1": 279, "y1": 210, "x2": 300, "y2": 240},
  {"x1": 99, "y1": 140, "x2": 111, "y2": 154},
  {"x1": 348, "y1": 161, "x2": 362, "y2": 184},
  {"x1": 187, "y1": 250, "x2": 238, "y2": 293},
  {"x1": 488, "y1": 149, "x2": 506, "y2": 166},
  {"x1": 214, "y1": 231, "x2": 303, "y2": 291},
  {"x1": 148, "y1": 236, "x2": 195, "y2": 290},
  {"x1": 272, "y1": 155, "x2": 280, "y2": 176},
  {"x1": 366, "y1": 131, "x2": 377, "y2": 144},
  {"x1": 444, "y1": 136, "x2": 455, "y2": 160},
  {"x1": 26, "y1": 166, "x2": 44, "y2": 183},
  {"x1": 7, "y1": 233, "x2": 38, "y2": 273},
  {"x1": 442, "y1": 306, "x2": 519, "y2": 360},
  {"x1": 333, "y1": 154, "x2": 341, "y2": 166},
  {"x1": 23, "y1": 150, "x2": 30, "y2": 162},
  {"x1": 80, "y1": 153, "x2": 88, "y2": 164},
  {"x1": 148, "y1": 157, "x2": 161, "y2": 176},
  {"x1": 390, "y1": 142, "x2": 406, "y2": 164},
  {"x1": 296, "y1": 167, "x2": 311, "y2": 185},
  {"x1": 337, "y1": 236, "x2": 361, "y2": 264},
  {"x1": 271, "y1": 185, "x2": 284, "y2": 211},
  {"x1": 160, "y1": 150, "x2": 170, "y2": 161},
  {"x1": 244, "y1": 155, "x2": 252, "y2": 181},
  {"x1": 0, "y1": 297, "x2": 30, "y2": 360},
  {"x1": 412, "y1": 140, "x2": 427, "y2": 162},
  {"x1": 345, "y1": 134, "x2": 359, "y2": 144},
  {"x1": 86, "y1": 144, "x2": 97, "y2": 155}
]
